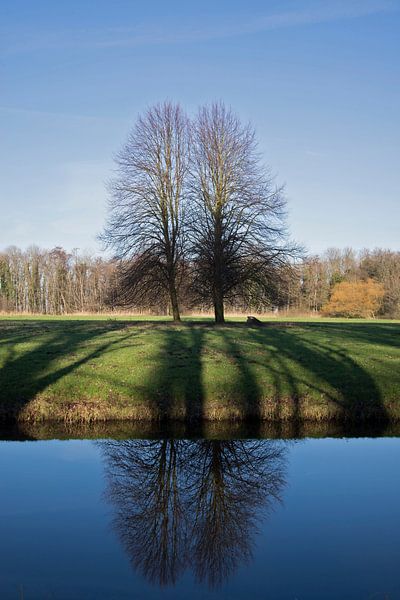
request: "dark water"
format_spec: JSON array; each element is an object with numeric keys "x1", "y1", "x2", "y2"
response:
[{"x1": 0, "y1": 436, "x2": 399, "y2": 599}]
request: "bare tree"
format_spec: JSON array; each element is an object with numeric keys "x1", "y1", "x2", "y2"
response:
[
  {"x1": 185, "y1": 440, "x2": 286, "y2": 588},
  {"x1": 189, "y1": 102, "x2": 297, "y2": 323},
  {"x1": 101, "y1": 440, "x2": 189, "y2": 586},
  {"x1": 101, "y1": 102, "x2": 190, "y2": 321}
]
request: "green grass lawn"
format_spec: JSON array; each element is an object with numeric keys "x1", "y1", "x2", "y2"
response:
[{"x1": 0, "y1": 316, "x2": 399, "y2": 423}]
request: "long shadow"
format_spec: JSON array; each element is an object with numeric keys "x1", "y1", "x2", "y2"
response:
[
  {"x1": 0, "y1": 319, "x2": 397, "y2": 429},
  {"x1": 0, "y1": 320, "x2": 139, "y2": 420},
  {"x1": 213, "y1": 327, "x2": 310, "y2": 436},
  {"x1": 245, "y1": 322, "x2": 389, "y2": 428},
  {"x1": 143, "y1": 324, "x2": 206, "y2": 426},
  {"x1": 187, "y1": 320, "x2": 393, "y2": 433},
  {"x1": 0, "y1": 319, "x2": 208, "y2": 425},
  {"x1": 215, "y1": 328, "x2": 265, "y2": 435},
  {"x1": 296, "y1": 321, "x2": 400, "y2": 349}
]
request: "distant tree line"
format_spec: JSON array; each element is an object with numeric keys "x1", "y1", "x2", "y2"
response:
[
  {"x1": 1, "y1": 245, "x2": 399, "y2": 318},
  {"x1": 284, "y1": 247, "x2": 400, "y2": 318},
  {"x1": 0, "y1": 246, "x2": 115, "y2": 314}
]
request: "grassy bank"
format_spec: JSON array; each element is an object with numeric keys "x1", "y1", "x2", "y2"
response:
[{"x1": 0, "y1": 317, "x2": 399, "y2": 423}]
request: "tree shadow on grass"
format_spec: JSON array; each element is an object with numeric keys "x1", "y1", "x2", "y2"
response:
[
  {"x1": 0, "y1": 320, "x2": 139, "y2": 419},
  {"x1": 217, "y1": 329, "x2": 262, "y2": 418},
  {"x1": 0, "y1": 319, "x2": 396, "y2": 430},
  {"x1": 143, "y1": 324, "x2": 206, "y2": 424},
  {"x1": 170, "y1": 320, "x2": 394, "y2": 434},
  {"x1": 134, "y1": 320, "x2": 392, "y2": 431},
  {"x1": 0, "y1": 319, "x2": 207, "y2": 424},
  {"x1": 243, "y1": 323, "x2": 390, "y2": 426},
  {"x1": 297, "y1": 321, "x2": 400, "y2": 349}
]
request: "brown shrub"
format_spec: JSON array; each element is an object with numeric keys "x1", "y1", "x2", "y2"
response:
[{"x1": 322, "y1": 279, "x2": 384, "y2": 318}]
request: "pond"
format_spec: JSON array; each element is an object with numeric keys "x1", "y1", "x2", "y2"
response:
[{"x1": 0, "y1": 432, "x2": 399, "y2": 599}]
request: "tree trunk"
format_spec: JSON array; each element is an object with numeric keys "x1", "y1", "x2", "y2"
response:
[
  {"x1": 213, "y1": 216, "x2": 225, "y2": 324},
  {"x1": 213, "y1": 291, "x2": 225, "y2": 324},
  {"x1": 169, "y1": 282, "x2": 181, "y2": 322}
]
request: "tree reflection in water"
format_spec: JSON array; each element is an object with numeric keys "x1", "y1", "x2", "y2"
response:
[
  {"x1": 99, "y1": 439, "x2": 288, "y2": 589},
  {"x1": 185, "y1": 441, "x2": 287, "y2": 588}
]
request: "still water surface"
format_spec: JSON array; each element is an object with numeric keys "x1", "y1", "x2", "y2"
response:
[{"x1": 0, "y1": 436, "x2": 399, "y2": 599}]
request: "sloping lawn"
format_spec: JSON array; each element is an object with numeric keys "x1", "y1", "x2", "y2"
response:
[{"x1": 0, "y1": 317, "x2": 399, "y2": 422}]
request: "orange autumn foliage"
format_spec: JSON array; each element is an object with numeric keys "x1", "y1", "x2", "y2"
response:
[{"x1": 322, "y1": 279, "x2": 384, "y2": 318}]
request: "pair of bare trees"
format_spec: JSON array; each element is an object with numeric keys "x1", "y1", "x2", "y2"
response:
[
  {"x1": 102, "y1": 101, "x2": 296, "y2": 323},
  {"x1": 100, "y1": 439, "x2": 287, "y2": 588}
]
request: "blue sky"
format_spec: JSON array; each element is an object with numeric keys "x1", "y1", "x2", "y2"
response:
[{"x1": 1, "y1": 0, "x2": 399, "y2": 255}]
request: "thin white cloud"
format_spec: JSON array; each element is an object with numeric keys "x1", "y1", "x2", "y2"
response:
[
  {"x1": 3, "y1": 0, "x2": 397, "y2": 54},
  {"x1": 305, "y1": 150, "x2": 325, "y2": 158}
]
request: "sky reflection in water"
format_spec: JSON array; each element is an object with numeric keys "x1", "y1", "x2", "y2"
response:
[{"x1": 0, "y1": 437, "x2": 399, "y2": 599}]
